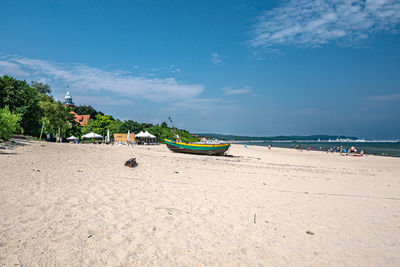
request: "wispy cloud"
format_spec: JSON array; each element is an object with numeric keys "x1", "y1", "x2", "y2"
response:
[
  {"x1": 249, "y1": 0, "x2": 400, "y2": 50},
  {"x1": 160, "y1": 97, "x2": 223, "y2": 113},
  {"x1": 73, "y1": 95, "x2": 134, "y2": 106},
  {"x1": 366, "y1": 93, "x2": 400, "y2": 102},
  {"x1": 222, "y1": 85, "x2": 252, "y2": 95},
  {"x1": 211, "y1": 53, "x2": 223, "y2": 64},
  {"x1": 0, "y1": 55, "x2": 203, "y2": 102},
  {"x1": 0, "y1": 60, "x2": 30, "y2": 76}
]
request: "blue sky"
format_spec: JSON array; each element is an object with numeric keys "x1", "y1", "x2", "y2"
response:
[{"x1": 1, "y1": 0, "x2": 400, "y2": 139}]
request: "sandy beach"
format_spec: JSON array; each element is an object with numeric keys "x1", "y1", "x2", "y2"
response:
[{"x1": 0, "y1": 140, "x2": 399, "y2": 266}]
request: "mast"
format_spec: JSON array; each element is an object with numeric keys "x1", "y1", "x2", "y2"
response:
[{"x1": 168, "y1": 116, "x2": 181, "y2": 141}]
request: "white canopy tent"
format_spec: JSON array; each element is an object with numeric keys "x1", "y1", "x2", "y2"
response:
[
  {"x1": 135, "y1": 131, "x2": 157, "y2": 144},
  {"x1": 135, "y1": 131, "x2": 147, "y2": 138},
  {"x1": 82, "y1": 132, "x2": 102, "y2": 138},
  {"x1": 145, "y1": 131, "x2": 156, "y2": 139},
  {"x1": 67, "y1": 135, "x2": 78, "y2": 140}
]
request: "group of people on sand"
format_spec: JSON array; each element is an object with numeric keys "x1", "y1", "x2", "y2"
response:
[
  {"x1": 289, "y1": 144, "x2": 364, "y2": 156},
  {"x1": 339, "y1": 146, "x2": 364, "y2": 156},
  {"x1": 291, "y1": 144, "x2": 312, "y2": 151},
  {"x1": 328, "y1": 145, "x2": 364, "y2": 156}
]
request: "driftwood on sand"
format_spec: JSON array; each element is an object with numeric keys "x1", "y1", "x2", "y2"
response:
[{"x1": 125, "y1": 158, "x2": 138, "y2": 168}]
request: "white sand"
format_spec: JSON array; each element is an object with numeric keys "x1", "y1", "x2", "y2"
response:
[{"x1": 0, "y1": 140, "x2": 399, "y2": 266}]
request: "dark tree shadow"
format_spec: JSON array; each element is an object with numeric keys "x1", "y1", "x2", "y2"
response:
[
  {"x1": 0, "y1": 137, "x2": 32, "y2": 154},
  {"x1": 0, "y1": 151, "x2": 17, "y2": 155}
]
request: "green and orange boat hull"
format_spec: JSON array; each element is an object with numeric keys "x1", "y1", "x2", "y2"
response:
[{"x1": 164, "y1": 139, "x2": 230, "y2": 156}]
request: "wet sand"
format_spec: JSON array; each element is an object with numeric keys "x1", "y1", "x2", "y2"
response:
[{"x1": 0, "y1": 140, "x2": 399, "y2": 266}]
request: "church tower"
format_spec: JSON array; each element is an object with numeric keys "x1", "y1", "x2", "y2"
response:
[{"x1": 63, "y1": 90, "x2": 75, "y2": 108}]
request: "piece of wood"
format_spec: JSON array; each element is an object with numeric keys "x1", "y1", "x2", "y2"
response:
[{"x1": 125, "y1": 158, "x2": 138, "y2": 167}]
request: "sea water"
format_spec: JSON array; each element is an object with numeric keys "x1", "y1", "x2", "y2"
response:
[{"x1": 240, "y1": 141, "x2": 400, "y2": 157}]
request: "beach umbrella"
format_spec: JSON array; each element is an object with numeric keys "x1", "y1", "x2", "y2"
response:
[{"x1": 82, "y1": 132, "x2": 102, "y2": 138}]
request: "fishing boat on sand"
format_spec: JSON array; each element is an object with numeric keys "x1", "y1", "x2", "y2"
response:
[
  {"x1": 164, "y1": 139, "x2": 230, "y2": 156},
  {"x1": 164, "y1": 116, "x2": 230, "y2": 156}
]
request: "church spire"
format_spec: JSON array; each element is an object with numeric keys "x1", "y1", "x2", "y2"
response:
[{"x1": 63, "y1": 86, "x2": 75, "y2": 107}]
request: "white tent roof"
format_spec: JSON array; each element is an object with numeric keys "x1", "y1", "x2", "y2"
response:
[
  {"x1": 67, "y1": 135, "x2": 78, "y2": 140},
  {"x1": 136, "y1": 131, "x2": 156, "y2": 139},
  {"x1": 135, "y1": 131, "x2": 147, "y2": 137},
  {"x1": 82, "y1": 132, "x2": 102, "y2": 138},
  {"x1": 145, "y1": 131, "x2": 156, "y2": 138}
]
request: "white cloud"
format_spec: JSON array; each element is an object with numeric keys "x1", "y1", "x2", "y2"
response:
[
  {"x1": 73, "y1": 95, "x2": 134, "y2": 106},
  {"x1": 211, "y1": 53, "x2": 223, "y2": 64},
  {"x1": 0, "y1": 55, "x2": 204, "y2": 102},
  {"x1": 366, "y1": 93, "x2": 400, "y2": 102},
  {"x1": 160, "y1": 97, "x2": 223, "y2": 113},
  {"x1": 0, "y1": 60, "x2": 30, "y2": 76},
  {"x1": 222, "y1": 85, "x2": 252, "y2": 95},
  {"x1": 249, "y1": 0, "x2": 400, "y2": 50}
]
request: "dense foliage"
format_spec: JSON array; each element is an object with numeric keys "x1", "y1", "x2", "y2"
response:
[
  {"x1": 30, "y1": 81, "x2": 52, "y2": 95},
  {"x1": 117, "y1": 120, "x2": 144, "y2": 134},
  {"x1": 145, "y1": 125, "x2": 199, "y2": 143},
  {"x1": 0, "y1": 76, "x2": 41, "y2": 136},
  {"x1": 38, "y1": 93, "x2": 72, "y2": 137},
  {"x1": 74, "y1": 105, "x2": 104, "y2": 120},
  {"x1": 0, "y1": 75, "x2": 199, "y2": 142},
  {"x1": 82, "y1": 114, "x2": 122, "y2": 137},
  {"x1": 0, "y1": 107, "x2": 22, "y2": 140}
]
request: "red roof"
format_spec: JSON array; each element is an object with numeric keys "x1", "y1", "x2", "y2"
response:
[{"x1": 70, "y1": 111, "x2": 90, "y2": 126}]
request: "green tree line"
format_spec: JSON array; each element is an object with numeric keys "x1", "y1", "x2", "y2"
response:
[{"x1": 0, "y1": 75, "x2": 198, "y2": 143}]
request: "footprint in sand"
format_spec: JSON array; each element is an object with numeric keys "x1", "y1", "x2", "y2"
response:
[
  {"x1": 121, "y1": 223, "x2": 133, "y2": 230},
  {"x1": 52, "y1": 234, "x2": 73, "y2": 243},
  {"x1": 164, "y1": 216, "x2": 174, "y2": 221}
]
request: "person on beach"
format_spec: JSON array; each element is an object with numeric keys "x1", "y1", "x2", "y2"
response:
[
  {"x1": 268, "y1": 144, "x2": 271, "y2": 150},
  {"x1": 308, "y1": 146, "x2": 311, "y2": 151}
]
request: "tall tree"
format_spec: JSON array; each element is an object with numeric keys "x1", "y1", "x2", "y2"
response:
[
  {"x1": 38, "y1": 94, "x2": 70, "y2": 137},
  {"x1": 0, "y1": 75, "x2": 41, "y2": 136},
  {"x1": 30, "y1": 81, "x2": 52, "y2": 95},
  {"x1": 65, "y1": 109, "x2": 82, "y2": 138},
  {"x1": 117, "y1": 120, "x2": 144, "y2": 133},
  {"x1": 82, "y1": 114, "x2": 116, "y2": 136},
  {"x1": 0, "y1": 107, "x2": 22, "y2": 140}
]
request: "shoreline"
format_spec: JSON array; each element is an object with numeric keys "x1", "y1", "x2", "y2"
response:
[
  {"x1": 1, "y1": 141, "x2": 399, "y2": 265},
  {"x1": 233, "y1": 142, "x2": 400, "y2": 158}
]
